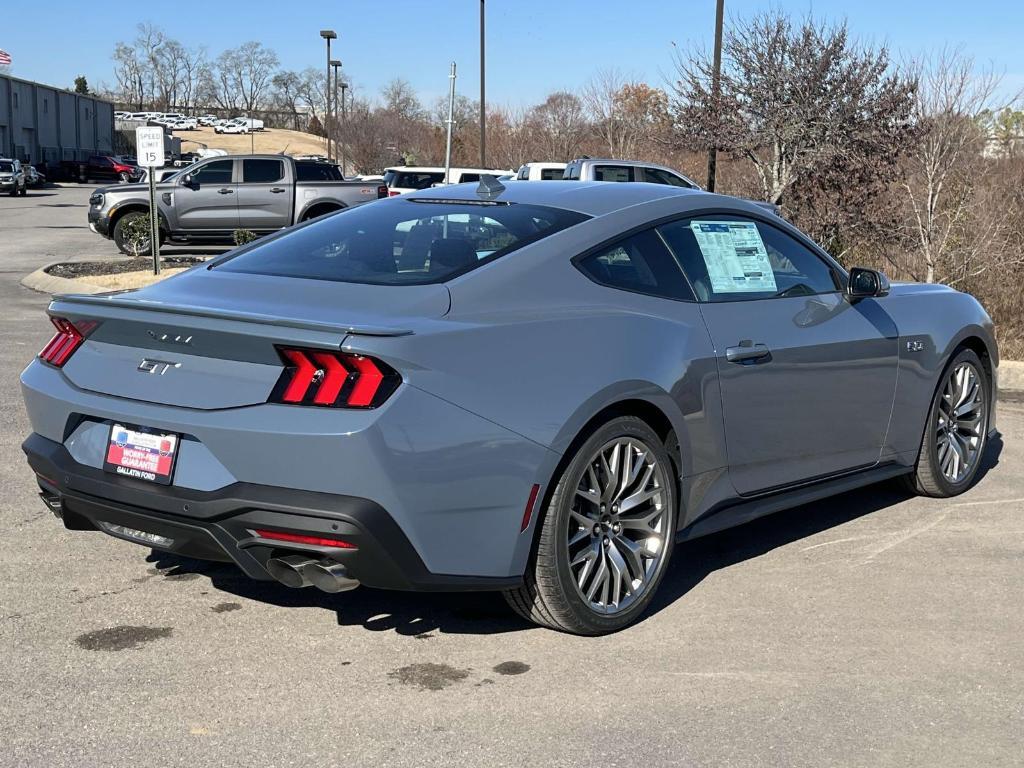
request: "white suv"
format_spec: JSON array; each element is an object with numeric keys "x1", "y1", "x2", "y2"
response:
[{"x1": 383, "y1": 166, "x2": 514, "y2": 196}]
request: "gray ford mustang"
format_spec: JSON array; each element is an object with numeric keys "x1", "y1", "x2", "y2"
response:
[{"x1": 21, "y1": 180, "x2": 998, "y2": 634}]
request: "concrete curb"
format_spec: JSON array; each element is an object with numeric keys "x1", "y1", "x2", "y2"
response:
[
  {"x1": 17, "y1": 262, "x2": 1024, "y2": 394},
  {"x1": 20, "y1": 264, "x2": 109, "y2": 296}
]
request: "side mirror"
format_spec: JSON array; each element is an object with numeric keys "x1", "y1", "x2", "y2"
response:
[
  {"x1": 181, "y1": 173, "x2": 197, "y2": 189},
  {"x1": 846, "y1": 267, "x2": 890, "y2": 300}
]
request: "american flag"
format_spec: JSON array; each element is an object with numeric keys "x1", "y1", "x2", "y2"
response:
[{"x1": 0, "y1": 49, "x2": 12, "y2": 66}]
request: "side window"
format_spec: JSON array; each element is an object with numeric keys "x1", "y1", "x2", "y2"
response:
[
  {"x1": 576, "y1": 229, "x2": 694, "y2": 301},
  {"x1": 242, "y1": 159, "x2": 285, "y2": 183},
  {"x1": 191, "y1": 159, "x2": 234, "y2": 185},
  {"x1": 565, "y1": 163, "x2": 581, "y2": 180},
  {"x1": 517, "y1": 166, "x2": 530, "y2": 180},
  {"x1": 642, "y1": 167, "x2": 691, "y2": 187},
  {"x1": 593, "y1": 165, "x2": 634, "y2": 182},
  {"x1": 658, "y1": 216, "x2": 839, "y2": 302}
]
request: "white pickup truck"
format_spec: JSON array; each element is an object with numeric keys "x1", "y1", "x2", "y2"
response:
[{"x1": 562, "y1": 157, "x2": 701, "y2": 188}]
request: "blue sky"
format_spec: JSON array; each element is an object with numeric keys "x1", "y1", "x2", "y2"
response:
[{"x1": 2, "y1": 0, "x2": 1022, "y2": 106}]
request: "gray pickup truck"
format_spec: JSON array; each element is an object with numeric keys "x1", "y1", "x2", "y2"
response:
[{"x1": 88, "y1": 155, "x2": 387, "y2": 255}]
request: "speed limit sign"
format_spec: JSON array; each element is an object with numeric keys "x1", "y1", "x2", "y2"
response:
[{"x1": 136, "y1": 126, "x2": 165, "y2": 168}]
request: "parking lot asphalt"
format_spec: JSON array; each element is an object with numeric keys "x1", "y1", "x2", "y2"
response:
[{"x1": 0, "y1": 185, "x2": 1021, "y2": 767}]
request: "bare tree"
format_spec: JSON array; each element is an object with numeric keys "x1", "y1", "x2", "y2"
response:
[
  {"x1": 900, "y1": 51, "x2": 1022, "y2": 283},
  {"x1": 381, "y1": 79, "x2": 424, "y2": 121},
  {"x1": 488, "y1": 106, "x2": 537, "y2": 169},
  {"x1": 670, "y1": 12, "x2": 916, "y2": 205},
  {"x1": 214, "y1": 42, "x2": 280, "y2": 114},
  {"x1": 112, "y1": 42, "x2": 145, "y2": 109},
  {"x1": 531, "y1": 91, "x2": 588, "y2": 161}
]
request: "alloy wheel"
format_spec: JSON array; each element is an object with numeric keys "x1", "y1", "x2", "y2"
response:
[
  {"x1": 567, "y1": 437, "x2": 670, "y2": 615},
  {"x1": 935, "y1": 361, "x2": 986, "y2": 483}
]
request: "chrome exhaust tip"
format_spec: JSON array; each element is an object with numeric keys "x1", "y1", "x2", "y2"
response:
[
  {"x1": 39, "y1": 490, "x2": 62, "y2": 518},
  {"x1": 266, "y1": 555, "x2": 317, "y2": 588},
  {"x1": 306, "y1": 560, "x2": 360, "y2": 593}
]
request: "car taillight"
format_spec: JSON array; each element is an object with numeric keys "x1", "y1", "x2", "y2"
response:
[
  {"x1": 38, "y1": 317, "x2": 98, "y2": 367},
  {"x1": 377, "y1": 185, "x2": 388, "y2": 199},
  {"x1": 270, "y1": 347, "x2": 400, "y2": 408},
  {"x1": 388, "y1": 190, "x2": 401, "y2": 197}
]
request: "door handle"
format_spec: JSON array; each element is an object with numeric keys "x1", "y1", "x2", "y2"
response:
[
  {"x1": 725, "y1": 342, "x2": 771, "y2": 364},
  {"x1": 217, "y1": 188, "x2": 234, "y2": 195},
  {"x1": 270, "y1": 187, "x2": 286, "y2": 194}
]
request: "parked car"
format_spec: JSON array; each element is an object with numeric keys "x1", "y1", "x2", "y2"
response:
[
  {"x1": 0, "y1": 158, "x2": 27, "y2": 196},
  {"x1": 85, "y1": 155, "x2": 142, "y2": 184},
  {"x1": 87, "y1": 154, "x2": 388, "y2": 254},
  {"x1": 382, "y1": 165, "x2": 514, "y2": 195},
  {"x1": 26, "y1": 179, "x2": 999, "y2": 634},
  {"x1": 563, "y1": 157, "x2": 700, "y2": 188},
  {"x1": 514, "y1": 162, "x2": 567, "y2": 181},
  {"x1": 198, "y1": 115, "x2": 218, "y2": 126},
  {"x1": 24, "y1": 164, "x2": 46, "y2": 188}
]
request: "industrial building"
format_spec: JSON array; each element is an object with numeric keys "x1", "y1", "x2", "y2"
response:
[{"x1": 0, "y1": 72, "x2": 115, "y2": 170}]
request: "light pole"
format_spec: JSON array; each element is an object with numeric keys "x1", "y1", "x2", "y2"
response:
[
  {"x1": 340, "y1": 81, "x2": 349, "y2": 176},
  {"x1": 479, "y1": 0, "x2": 486, "y2": 167},
  {"x1": 705, "y1": 0, "x2": 724, "y2": 192},
  {"x1": 330, "y1": 59, "x2": 342, "y2": 172},
  {"x1": 320, "y1": 29, "x2": 337, "y2": 161}
]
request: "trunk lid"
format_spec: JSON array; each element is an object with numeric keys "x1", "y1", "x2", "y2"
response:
[{"x1": 51, "y1": 269, "x2": 448, "y2": 409}]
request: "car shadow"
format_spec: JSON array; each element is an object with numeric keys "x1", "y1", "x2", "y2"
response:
[{"x1": 144, "y1": 435, "x2": 1003, "y2": 637}]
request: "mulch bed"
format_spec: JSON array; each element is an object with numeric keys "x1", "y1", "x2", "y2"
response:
[{"x1": 45, "y1": 257, "x2": 205, "y2": 279}]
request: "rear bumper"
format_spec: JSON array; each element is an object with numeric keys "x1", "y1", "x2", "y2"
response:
[{"x1": 24, "y1": 433, "x2": 521, "y2": 592}]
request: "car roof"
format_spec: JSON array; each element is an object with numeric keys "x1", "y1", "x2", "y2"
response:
[
  {"x1": 404, "y1": 179, "x2": 771, "y2": 218},
  {"x1": 385, "y1": 166, "x2": 510, "y2": 174}
]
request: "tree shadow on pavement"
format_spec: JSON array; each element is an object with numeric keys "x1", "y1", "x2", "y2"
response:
[{"x1": 145, "y1": 435, "x2": 1003, "y2": 637}]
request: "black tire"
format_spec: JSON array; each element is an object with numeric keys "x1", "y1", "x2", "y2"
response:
[
  {"x1": 903, "y1": 348, "x2": 990, "y2": 497},
  {"x1": 8, "y1": 183, "x2": 16, "y2": 197},
  {"x1": 504, "y1": 416, "x2": 678, "y2": 635},
  {"x1": 112, "y1": 211, "x2": 162, "y2": 257}
]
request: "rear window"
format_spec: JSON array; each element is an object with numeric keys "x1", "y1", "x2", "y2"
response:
[
  {"x1": 593, "y1": 165, "x2": 634, "y2": 182},
  {"x1": 540, "y1": 168, "x2": 563, "y2": 180},
  {"x1": 215, "y1": 200, "x2": 588, "y2": 285},
  {"x1": 296, "y1": 162, "x2": 343, "y2": 181},
  {"x1": 384, "y1": 170, "x2": 445, "y2": 190}
]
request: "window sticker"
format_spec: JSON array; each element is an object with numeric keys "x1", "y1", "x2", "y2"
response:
[{"x1": 689, "y1": 221, "x2": 777, "y2": 293}]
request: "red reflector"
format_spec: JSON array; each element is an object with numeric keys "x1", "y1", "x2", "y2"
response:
[
  {"x1": 280, "y1": 349, "x2": 316, "y2": 402},
  {"x1": 38, "y1": 317, "x2": 96, "y2": 367},
  {"x1": 520, "y1": 484, "x2": 541, "y2": 532},
  {"x1": 254, "y1": 529, "x2": 356, "y2": 549},
  {"x1": 347, "y1": 355, "x2": 383, "y2": 407},
  {"x1": 388, "y1": 190, "x2": 400, "y2": 197}
]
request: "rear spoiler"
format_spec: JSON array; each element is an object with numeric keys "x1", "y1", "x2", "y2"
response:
[{"x1": 48, "y1": 294, "x2": 414, "y2": 337}]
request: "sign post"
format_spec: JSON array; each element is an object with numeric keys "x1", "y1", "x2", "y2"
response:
[{"x1": 135, "y1": 126, "x2": 165, "y2": 275}]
